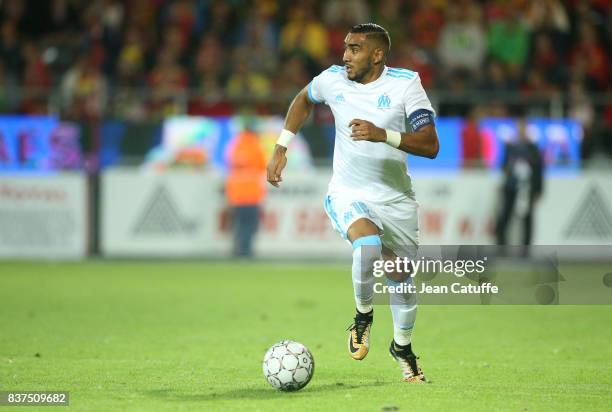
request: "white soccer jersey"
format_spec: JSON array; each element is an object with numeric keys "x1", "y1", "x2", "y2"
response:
[{"x1": 308, "y1": 65, "x2": 435, "y2": 203}]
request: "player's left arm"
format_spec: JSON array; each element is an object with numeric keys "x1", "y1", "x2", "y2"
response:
[
  {"x1": 351, "y1": 74, "x2": 439, "y2": 158},
  {"x1": 349, "y1": 119, "x2": 439, "y2": 159},
  {"x1": 397, "y1": 123, "x2": 439, "y2": 159}
]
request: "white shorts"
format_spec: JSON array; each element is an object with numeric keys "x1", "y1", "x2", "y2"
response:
[{"x1": 323, "y1": 193, "x2": 419, "y2": 258}]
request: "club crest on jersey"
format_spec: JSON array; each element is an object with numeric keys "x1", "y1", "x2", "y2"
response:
[
  {"x1": 377, "y1": 94, "x2": 391, "y2": 109},
  {"x1": 335, "y1": 93, "x2": 345, "y2": 102}
]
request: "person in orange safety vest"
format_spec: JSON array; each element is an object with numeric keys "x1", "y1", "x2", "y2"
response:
[{"x1": 225, "y1": 128, "x2": 267, "y2": 257}]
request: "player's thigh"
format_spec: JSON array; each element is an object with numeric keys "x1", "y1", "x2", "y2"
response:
[
  {"x1": 375, "y1": 198, "x2": 419, "y2": 259},
  {"x1": 323, "y1": 195, "x2": 383, "y2": 242}
]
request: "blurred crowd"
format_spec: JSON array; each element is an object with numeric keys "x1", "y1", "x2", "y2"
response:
[{"x1": 0, "y1": 0, "x2": 611, "y2": 158}]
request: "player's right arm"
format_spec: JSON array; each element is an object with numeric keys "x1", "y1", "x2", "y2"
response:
[{"x1": 267, "y1": 86, "x2": 314, "y2": 187}]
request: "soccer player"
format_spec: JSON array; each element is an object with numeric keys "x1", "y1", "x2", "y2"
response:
[{"x1": 267, "y1": 23, "x2": 439, "y2": 382}]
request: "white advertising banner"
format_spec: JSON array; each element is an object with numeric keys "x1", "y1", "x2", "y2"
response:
[
  {"x1": 101, "y1": 169, "x2": 219, "y2": 256},
  {"x1": 414, "y1": 172, "x2": 612, "y2": 246},
  {"x1": 101, "y1": 169, "x2": 612, "y2": 258},
  {"x1": 0, "y1": 173, "x2": 87, "y2": 259},
  {"x1": 535, "y1": 174, "x2": 612, "y2": 245},
  {"x1": 245, "y1": 173, "x2": 347, "y2": 258},
  {"x1": 412, "y1": 173, "x2": 499, "y2": 245},
  {"x1": 101, "y1": 169, "x2": 347, "y2": 258}
]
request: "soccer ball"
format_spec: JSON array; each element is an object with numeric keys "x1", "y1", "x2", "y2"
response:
[{"x1": 262, "y1": 340, "x2": 314, "y2": 391}]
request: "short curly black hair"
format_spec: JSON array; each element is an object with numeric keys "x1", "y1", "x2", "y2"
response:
[{"x1": 349, "y1": 23, "x2": 391, "y2": 55}]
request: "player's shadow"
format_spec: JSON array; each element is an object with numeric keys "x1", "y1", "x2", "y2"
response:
[{"x1": 144, "y1": 381, "x2": 387, "y2": 402}]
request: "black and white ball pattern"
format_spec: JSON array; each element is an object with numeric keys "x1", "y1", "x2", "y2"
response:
[{"x1": 262, "y1": 340, "x2": 314, "y2": 391}]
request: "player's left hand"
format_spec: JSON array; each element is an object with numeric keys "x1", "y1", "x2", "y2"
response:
[{"x1": 349, "y1": 119, "x2": 386, "y2": 143}]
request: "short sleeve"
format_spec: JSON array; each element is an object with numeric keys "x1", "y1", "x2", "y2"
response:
[
  {"x1": 307, "y1": 74, "x2": 325, "y2": 104},
  {"x1": 403, "y1": 74, "x2": 435, "y2": 119}
]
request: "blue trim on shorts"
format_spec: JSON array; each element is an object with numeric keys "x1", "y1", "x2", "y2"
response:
[
  {"x1": 324, "y1": 196, "x2": 344, "y2": 237},
  {"x1": 352, "y1": 235, "x2": 382, "y2": 249},
  {"x1": 351, "y1": 202, "x2": 365, "y2": 214}
]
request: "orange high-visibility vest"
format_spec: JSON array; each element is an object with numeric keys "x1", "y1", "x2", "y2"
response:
[{"x1": 225, "y1": 131, "x2": 267, "y2": 206}]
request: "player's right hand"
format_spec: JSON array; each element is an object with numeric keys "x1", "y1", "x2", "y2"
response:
[{"x1": 267, "y1": 145, "x2": 288, "y2": 187}]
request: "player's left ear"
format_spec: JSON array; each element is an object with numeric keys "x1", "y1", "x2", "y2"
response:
[{"x1": 372, "y1": 47, "x2": 384, "y2": 65}]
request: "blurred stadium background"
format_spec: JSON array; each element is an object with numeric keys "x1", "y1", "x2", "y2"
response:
[{"x1": 0, "y1": 0, "x2": 610, "y2": 258}]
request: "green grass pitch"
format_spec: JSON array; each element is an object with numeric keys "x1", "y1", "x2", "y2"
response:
[{"x1": 1, "y1": 261, "x2": 611, "y2": 411}]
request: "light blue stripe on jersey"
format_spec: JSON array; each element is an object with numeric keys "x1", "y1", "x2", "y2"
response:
[
  {"x1": 387, "y1": 74, "x2": 415, "y2": 80},
  {"x1": 388, "y1": 67, "x2": 416, "y2": 75},
  {"x1": 387, "y1": 68, "x2": 416, "y2": 79},
  {"x1": 387, "y1": 72, "x2": 416, "y2": 79},
  {"x1": 327, "y1": 65, "x2": 343, "y2": 72},
  {"x1": 307, "y1": 82, "x2": 323, "y2": 104},
  {"x1": 352, "y1": 235, "x2": 382, "y2": 249},
  {"x1": 387, "y1": 71, "x2": 415, "y2": 76}
]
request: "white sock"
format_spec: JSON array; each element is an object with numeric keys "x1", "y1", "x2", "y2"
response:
[
  {"x1": 356, "y1": 302, "x2": 373, "y2": 314},
  {"x1": 387, "y1": 277, "x2": 417, "y2": 346},
  {"x1": 351, "y1": 235, "x2": 382, "y2": 313},
  {"x1": 393, "y1": 327, "x2": 413, "y2": 346}
]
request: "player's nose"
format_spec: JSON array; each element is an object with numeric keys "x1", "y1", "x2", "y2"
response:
[{"x1": 342, "y1": 50, "x2": 350, "y2": 63}]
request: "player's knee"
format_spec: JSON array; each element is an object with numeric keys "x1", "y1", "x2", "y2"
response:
[
  {"x1": 347, "y1": 218, "x2": 380, "y2": 242},
  {"x1": 381, "y1": 246, "x2": 412, "y2": 283},
  {"x1": 386, "y1": 271, "x2": 410, "y2": 283},
  {"x1": 352, "y1": 235, "x2": 382, "y2": 278}
]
